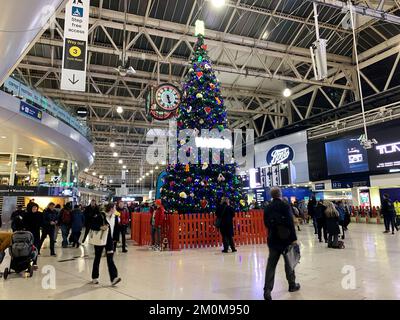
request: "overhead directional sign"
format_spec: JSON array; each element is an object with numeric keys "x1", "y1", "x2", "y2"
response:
[{"x1": 60, "y1": 0, "x2": 89, "y2": 92}]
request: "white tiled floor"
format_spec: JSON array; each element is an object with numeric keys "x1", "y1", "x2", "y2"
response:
[{"x1": 1, "y1": 223, "x2": 400, "y2": 300}]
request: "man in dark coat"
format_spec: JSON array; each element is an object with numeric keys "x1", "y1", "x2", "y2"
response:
[
  {"x1": 307, "y1": 196, "x2": 317, "y2": 234},
  {"x1": 216, "y1": 197, "x2": 236, "y2": 253},
  {"x1": 263, "y1": 187, "x2": 300, "y2": 300},
  {"x1": 382, "y1": 194, "x2": 397, "y2": 234},
  {"x1": 82, "y1": 199, "x2": 100, "y2": 243},
  {"x1": 39, "y1": 202, "x2": 58, "y2": 256}
]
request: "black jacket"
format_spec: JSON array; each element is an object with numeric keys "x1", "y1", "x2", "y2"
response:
[
  {"x1": 90, "y1": 211, "x2": 119, "y2": 251},
  {"x1": 381, "y1": 198, "x2": 395, "y2": 217},
  {"x1": 84, "y1": 205, "x2": 100, "y2": 226},
  {"x1": 42, "y1": 208, "x2": 58, "y2": 230},
  {"x1": 264, "y1": 198, "x2": 297, "y2": 251},
  {"x1": 216, "y1": 203, "x2": 235, "y2": 237},
  {"x1": 307, "y1": 199, "x2": 317, "y2": 218},
  {"x1": 24, "y1": 210, "x2": 43, "y2": 235}
]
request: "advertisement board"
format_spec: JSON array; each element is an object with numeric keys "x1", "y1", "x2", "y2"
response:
[
  {"x1": 255, "y1": 131, "x2": 309, "y2": 183},
  {"x1": 325, "y1": 136, "x2": 369, "y2": 175}
]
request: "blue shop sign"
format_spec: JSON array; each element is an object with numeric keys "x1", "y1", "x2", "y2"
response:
[{"x1": 20, "y1": 101, "x2": 42, "y2": 121}]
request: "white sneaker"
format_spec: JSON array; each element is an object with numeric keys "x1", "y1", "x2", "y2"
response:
[
  {"x1": 91, "y1": 279, "x2": 99, "y2": 284},
  {"x1": 111, "y1": 277, "x2": 121, "y2": 286}
]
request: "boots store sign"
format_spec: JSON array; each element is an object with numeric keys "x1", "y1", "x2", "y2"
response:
[
  {"x1": 266, "y1": 145, "x2": 295, "y2": 165},
  {"x1": 254, "y1": 131, "x2": 310, "y2": 184}
]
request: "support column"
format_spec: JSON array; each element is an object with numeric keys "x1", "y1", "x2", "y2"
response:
[
  {"x1": 9, "y1": 153, "x2": 17, "y2": 186},
  {"x1": 66, "y1": 160, "x2": 72, "y2": 183}
]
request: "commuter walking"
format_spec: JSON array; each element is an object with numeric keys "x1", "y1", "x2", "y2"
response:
[
  {"x1": 54, "y1": 204, "x2": 61, "y2": 242},
  {"x1": 394, "y1": 200, "x2": 400, "y2": 227},
  {"x1": 150, "y1": 200, "x2": 165, "y2": 250},
  {"x1": 116, "y1": 200, "x2": 129, "y2": 253},
  {"x1": 382, "y1": 194, "x2": 398, "y2": 234},
  {"x1": 307, "y1": 196, "x2": 318, "y2": 234},
  {"x1": 24, "y1": 203, "x2": 42, "y2": 268},
  {"x1": 336, "y1": 201, "x2": 346, "y2": 239},
  {"x1": 216, "y1": 197, "x2": 237, "y2": 253},
  {"x1": 82, "y1": 199, "x2": 100, "y2": 244},
  {"x1": 325, "y1": 201, "x2": 341, "y2": 248},
  {"x1": 39, "y1": 202, "x2": 58, "y2": 256},
  {"x1": 90, "y1": 203, "x2": 121, "y2": 286},
  {"x1": 316, "y1": 200, "x2": 328, "y2": 243},
  {"x1": 59, "y1": 202, "x2": 72, "y2": 248},
  {"x1": 263, "y1": 187, "x2": 300, "y2": 300},
  {"x1": 71, "y1": 205, "x2": 85, "y2": 248}
]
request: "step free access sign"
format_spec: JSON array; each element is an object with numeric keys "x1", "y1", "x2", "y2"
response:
[{"x1": 61, "y1": 0, "x2": 89, "y2": 92}]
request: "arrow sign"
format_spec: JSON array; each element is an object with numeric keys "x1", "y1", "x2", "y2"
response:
[
  {"x1": 68, "y1": 74, "x2": 79, "y2": 85},
  {"x1": 60, "y1": 0, "x2": 89, "y2": 92}
]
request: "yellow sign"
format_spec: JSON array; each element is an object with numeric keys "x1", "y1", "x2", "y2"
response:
[{"x1": 69, "y1": 46, "x2": 81, "y2": 57}]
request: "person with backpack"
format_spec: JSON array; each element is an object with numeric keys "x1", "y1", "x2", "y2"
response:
[
  {"x1": 39, "y1": 202, "x2": 58, "y2": 256},
  {"x1": 263, "y1": 187, "x2": 300, "y2": 300},
  {"x1": 59, "y1": 202, "x2": 72, "y2": 248},
  {"x1": 71, "y1": 205, "x2": 85, "y2": 248},
  {"x1": 116, "y1": 200, "x2": 129, "y2": 253},
  {"x1": 381, "y1": 194, "x2": 398, "y2": 234},
  {"x1": 216, "y1": 197, "x2": 237, "y2": 253}
]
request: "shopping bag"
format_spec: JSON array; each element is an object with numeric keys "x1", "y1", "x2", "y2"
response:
[
  {"x1": 284, "y1": 243, "x2": 301, "y2": 270},
  {"x1": 88, "y1": 228, "x2": 108, "y2": 246}
]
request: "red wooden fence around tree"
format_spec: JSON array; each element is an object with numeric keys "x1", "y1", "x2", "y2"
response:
[{"x1": 131, "y1": 209, "x2": 267, "y2": 251}]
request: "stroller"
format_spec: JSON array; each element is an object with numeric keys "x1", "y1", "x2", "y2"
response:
[{"x1": 2, "y1": 231, "x2": 38, "y2": 279}]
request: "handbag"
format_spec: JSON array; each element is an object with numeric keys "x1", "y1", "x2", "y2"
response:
[{"x1": 88, "y1": 227, "x2": 109, "y2": 246}]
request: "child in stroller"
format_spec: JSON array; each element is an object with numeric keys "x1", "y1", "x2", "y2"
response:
[{"x1": 2, "y1": 217, "x2": 38, "y2": 279}]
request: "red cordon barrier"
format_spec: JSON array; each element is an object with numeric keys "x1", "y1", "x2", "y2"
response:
[{"x1": 131, "y1": 209, "x2": 267, "y2": 251}]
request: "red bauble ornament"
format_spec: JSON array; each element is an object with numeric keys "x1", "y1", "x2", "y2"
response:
[
  {"x1": 200, "y1": 198, "x2": 208, "y2": 208},
  {"x1": 196, "y1": 71, "x2": 203, "y2": 78},
  {"x1": 169, "y1": 181, "x2": 175, "y2": 187},
  {"x1": 201, "y1": 44, "x2": 208, "y2": 50},
  {"x1": 177, "y1": 121, "x2": 183, "y2": 127},
  {"x1": 186, "y1": 177, "x2": 193, "y2": 183},
  {"x1": 210, "y1": 83, "x2": 215, "y2": 89},
  {"x1": 205, "y1": 107, "x2": 211, "y2": 114}
]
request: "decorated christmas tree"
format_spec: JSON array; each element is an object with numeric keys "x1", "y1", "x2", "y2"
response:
[{"x1": 160, "y1": 23, "x2": 246, "y2": 214}]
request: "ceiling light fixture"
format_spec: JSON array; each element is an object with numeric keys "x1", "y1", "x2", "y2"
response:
[
  {"x1": 211, "y1": 0, "x2": 225, "y2": 8},
  {"x1": 99, "y1": 175, "x2": 103, "y2": 179},
  {"x1": 155, "y1": 166, "x2": 159, "y2": 170},
  {"x1": 118, "y1": 159, "x2": 123, "y2": 164},
  {"x1": 92, "y1": 172, "x2": 96, "y2": 176},
  {"x1": 146, "y1": 172, "x2": 149, "y2": 176},
  {"x1": 262, "y1": 30, "x2": 269, "y2": 40},
  {"x1": 84, "y1": 168, "x2": 89, "y2": 172},
  {"x1": 123, "y1": 165, "x2": 127, "y2": 169},
  {"x1": 109, "y1": 179, "x2": 113, "y2": 183},
  {"x1": 110, "y1": 142, "x2": 116, "y2": 148},
  {"x1": 283, "y1": 88, "x2": 292, "y2": 98},
  {"x1": 116, "y1": 106, "x2": 123, "y2": 114},
  {"x1": 113, "y1": 152, "x2": 118, "y2": 157}
]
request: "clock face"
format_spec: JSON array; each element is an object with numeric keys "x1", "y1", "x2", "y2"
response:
[{"x1": 155, "y1": 84, "x2": 181, "y2": 111}]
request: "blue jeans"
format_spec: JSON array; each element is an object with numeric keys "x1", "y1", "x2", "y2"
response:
[{"x1": 60, "y1": 225, "x2": 70, "y2": 247}]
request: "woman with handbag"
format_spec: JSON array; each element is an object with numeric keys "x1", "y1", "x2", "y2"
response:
[
  {"x1": 90, "y1": 203, "x2": 121, "y2": 286},
  {"x1": 216, "y1": 197, "x2": 237, "y2": 253}
]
